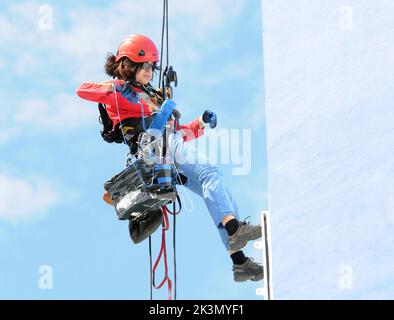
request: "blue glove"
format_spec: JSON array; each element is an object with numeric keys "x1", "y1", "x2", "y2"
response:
[
  {"x1": 115, "y1": 82, "x2": 139, "y2": 104},
  {"x1": 202, "y1": 109, "x2": 217, "y2": 129}
]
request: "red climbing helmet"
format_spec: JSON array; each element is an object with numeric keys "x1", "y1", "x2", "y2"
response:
[{"x1": 115, "y1": 34, "x2": 159, "y2": 63}]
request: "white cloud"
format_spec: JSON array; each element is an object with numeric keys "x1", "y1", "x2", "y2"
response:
[
  {"x1": 15, "y1": 93, "x2": 96, "y2": 132},
  {"x1": 0, "y1": 173, "x2": 58, "y2": 223},
  {"x1": 14, "y1": 52, "x2": 35, "y2": 75},
  {"x1": 0, "y1": 15, "x2": 14, "y2": 42},
  {"x1": 171, "y1": 0, "x2": 245, "y2": 35}
]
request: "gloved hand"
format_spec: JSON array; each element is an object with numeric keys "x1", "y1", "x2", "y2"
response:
[
  {"x1": 115, "y1": 81, "x2": 139, "y2": 104},
  {"x1": 172, "y1": 108, "x2": 181, "y2": 119},
  {"x1": 202, "y1": 109, "x2": 217, "y2": 129}
]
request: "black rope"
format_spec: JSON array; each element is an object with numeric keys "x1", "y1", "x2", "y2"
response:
[
  {"x1": 176, "y1": 193, "x2": 182, "y2": 213},
  {"x1": 158, "y1": 0, "x2": 170, "y2": 95},
  {"x1": 149, "y1": 235, "x2": 153, "y2": 300},
  {"x1": 158, "y1": 0, "x2": 170, "y2": 97},
  {"x1": 173, "y1": 199, "x2": 177, "y2": 300},
  {"x1": 158, "y1": 0, "x2": 166, "y2": 89},
  {"x1": 165, "y1": 0, "x2": 169, "y2": 69},
  {"x1": 160, "y1": 0, "x2": 170, "y2": 163}
]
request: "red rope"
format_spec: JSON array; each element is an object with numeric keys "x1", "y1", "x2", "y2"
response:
[{"x1": 152, "y1": 206, "x2": 172, "y2": 300}]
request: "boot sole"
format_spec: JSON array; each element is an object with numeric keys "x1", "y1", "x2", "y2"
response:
[{"x1": 234, "y1": 273, "x2": 264, "y2": 282}]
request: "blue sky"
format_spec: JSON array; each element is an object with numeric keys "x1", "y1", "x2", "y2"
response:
[{"x1": 0, "y1": 1, "x2": 267, "y2": 299}]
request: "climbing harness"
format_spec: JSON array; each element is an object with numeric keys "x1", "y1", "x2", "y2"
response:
[{"x1": 103, "y1": 83, "x2": 182, "y2": 300}]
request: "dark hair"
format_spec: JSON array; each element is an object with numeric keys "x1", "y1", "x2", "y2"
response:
[{"x1": 105, "y1": 53, "x2": 141, "y2": 80}]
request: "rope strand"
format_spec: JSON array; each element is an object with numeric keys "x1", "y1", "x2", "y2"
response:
[
  {"x1": 149, "y1": 236, "x2": 153, "y2": 300},
  {"x1": 152, "y1": 207, "x2": 173, "y2": 300},
  {"x1": 173, "y1": 200, "x2": 177, "y2": 300},
  {"x1": 149, "y1": 0, "x2": 181, "y2": 301}
]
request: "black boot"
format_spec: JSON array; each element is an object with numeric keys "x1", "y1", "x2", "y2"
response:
[{"x1": 232, "y1": 258, "x2": 264, "y2": 282}]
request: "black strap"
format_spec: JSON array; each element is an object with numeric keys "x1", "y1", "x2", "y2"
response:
[
  {"x1": 98, "y1": 103, "x2": 113, "y2": 134},
  {"x1": 173, "y1": 200, "x2": 176, "y2": 300},
  {"x1": 98, "y1": 103, "x2": 124, "y2": 144}
]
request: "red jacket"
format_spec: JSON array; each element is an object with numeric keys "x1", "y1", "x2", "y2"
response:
[{"x1": 77, "y1": 79, "x2": 204, "y2": 142}]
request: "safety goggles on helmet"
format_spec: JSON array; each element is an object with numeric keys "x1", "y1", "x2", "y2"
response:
[{"x1": 141, "y1": 62, "x2": 158, "y2": 71}]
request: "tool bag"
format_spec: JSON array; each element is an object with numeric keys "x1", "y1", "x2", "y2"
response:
[{"x1": 104, "y1": 158, "x2": 177, "y2": 243}]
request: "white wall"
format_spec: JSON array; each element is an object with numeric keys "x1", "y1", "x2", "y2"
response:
[{"x1": 263, "y1": 0, "x2": 394, "y2": 299}]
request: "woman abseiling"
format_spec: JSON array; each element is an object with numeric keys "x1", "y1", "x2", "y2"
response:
[{"x1": 76, "y1": 34, "x2": 263, "y2": 282}]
